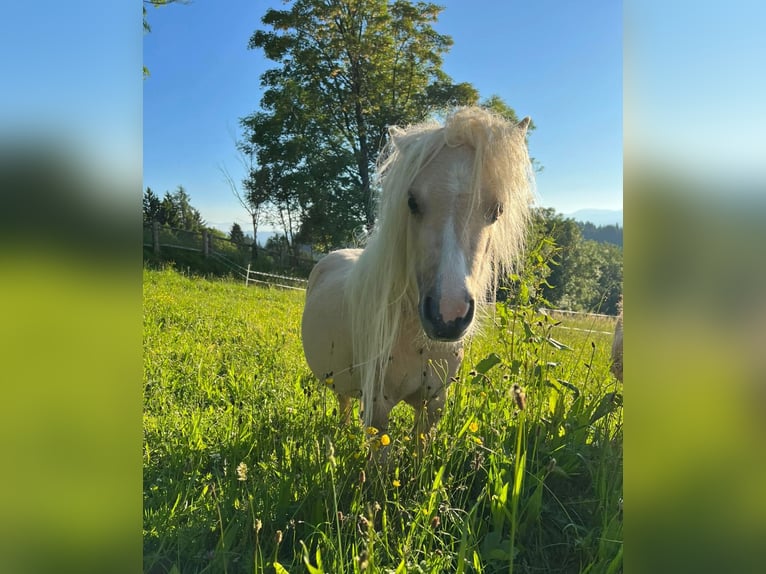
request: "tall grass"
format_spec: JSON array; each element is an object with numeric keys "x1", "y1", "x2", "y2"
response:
[{"x1": 143, "y1": 264, "x2": 622, "y2": 573}]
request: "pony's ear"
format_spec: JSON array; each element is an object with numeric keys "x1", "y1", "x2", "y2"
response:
[{"x1": 517, "y1": 116, "x2": 532, "y2": 136}]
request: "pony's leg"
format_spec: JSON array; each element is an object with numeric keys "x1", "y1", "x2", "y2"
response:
[
  {"x1": 368, "y1": 397, "x2": 393, "y2": 435},
  {"x1": 337, "y1": 394, "x2": 353, "y2": 425},
  {"x1": 364, "y1": 398, "x2": 395, "y2": 466}
]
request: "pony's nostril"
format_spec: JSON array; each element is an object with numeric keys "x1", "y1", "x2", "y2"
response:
[
  {"x1": 423, "y1": 295, "x2": 438, "y2": 322},
  {"x1": 456, "y1": 298, "x2": 475, "y2": 329},
  {"x1": 463, "y1": 298, "x2": 475, "y2": 323}
]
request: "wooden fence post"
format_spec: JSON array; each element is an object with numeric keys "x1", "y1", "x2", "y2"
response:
[
  {"x1": 202, "y1": 230, "x2": 209, "y2": 257},
  {"x1": 245, "y1": 264, "x2": 251, "y2": 287},
  {"x1": 152, "y1": 220, "x2": 160, "y2": 255}
]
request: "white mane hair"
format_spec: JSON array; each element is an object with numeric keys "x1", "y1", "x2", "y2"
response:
[{"x1": 346, "y1": 106, "x2": 535, "y2": 425}]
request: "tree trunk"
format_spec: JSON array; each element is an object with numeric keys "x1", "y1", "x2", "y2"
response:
[
  {"x1": 354, "y1": 99, "x2": 374, "y2": 230},
  {"x1": 251, "y1": 214, "x2": 258, "y2": 261}
]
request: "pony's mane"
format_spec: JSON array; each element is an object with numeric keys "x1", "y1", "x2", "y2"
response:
[{"x1": 346, "y1": 107, "x2": 535, "y2": 425}]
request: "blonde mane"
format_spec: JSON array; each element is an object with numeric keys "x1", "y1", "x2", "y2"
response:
[{"x1": 346, "y1": 107, "x2": 534, "y2": 425}]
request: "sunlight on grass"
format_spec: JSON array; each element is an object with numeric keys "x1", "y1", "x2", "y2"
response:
[{"x1": 143, "y1": 265, "x2": 622, "y2": 573}]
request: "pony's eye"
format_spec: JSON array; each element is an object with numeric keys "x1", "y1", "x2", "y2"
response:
[
  {"x1": 488, "y1": 203, "x2": 504, "y2": 223},
  {"x1": 407, "y1": 195, "x2": 420, "y2": 215}
]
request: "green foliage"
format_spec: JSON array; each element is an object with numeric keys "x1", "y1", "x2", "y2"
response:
[
  {"x1": 578, "y1": 222, "x2": 623, "y2": 247},
  {"x1": 558, "y1": 240, "x2": 623, "y2": 316},
  {"x1": 527, "y1": 208, "x2": 623, "y2": 315},
  {"x1": 240, "y1": 0, "x2": 487, "y2": 248},
  {"x1": 228, "y1": 222, "x2": 247, "y2": 245},
  {"x1": 143, "y1": 187, "x2": 162, "y2": 223},
  {"x1": 144, "y1": 185, "x2": 206, "y2": 233},
  {"x1": 143, "y1": 265, "x2": 622, "y2": 573}
]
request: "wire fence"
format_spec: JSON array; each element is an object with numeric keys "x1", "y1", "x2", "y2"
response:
[{"x1": 143, "y1": 222, "x2": 315, "y2": 288}]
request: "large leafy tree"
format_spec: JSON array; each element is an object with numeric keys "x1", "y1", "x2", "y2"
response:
[{"x1": 240, "y1": 0, "x2": 480, "y2": 248}]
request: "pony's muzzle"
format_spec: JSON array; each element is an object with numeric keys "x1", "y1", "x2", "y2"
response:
[{"x1": 420, "y1": 293, "x2": 475, "y2": 341}]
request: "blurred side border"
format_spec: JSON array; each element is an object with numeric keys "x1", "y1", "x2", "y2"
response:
[
  {"x1": 626, "y1": 1, "x2": 766, "y2": 572},
  {"x1": 0, "y1": 2, "x2": 142, "y2": 574}
]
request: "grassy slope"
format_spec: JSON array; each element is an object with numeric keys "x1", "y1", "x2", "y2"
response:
[{"x1": 144, "y1": 267, "x2": 622, "y2": 574}]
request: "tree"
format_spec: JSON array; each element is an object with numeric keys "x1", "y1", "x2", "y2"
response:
[
  {"x1": 143, "y1": 187, "x2": 162, "y2": 223},
  {"x1": 241, "y1": 0, "x2": 481, "y2": 247},
  {"x1": 169, "y1": 185, "x2": 205, "y2": 231},
  {"x1": 528, "y1": 208, "x2": 582, "y2": 308},
  {"x1": 579, "y1": 221, "x2": 623, "y2": 247},
  {"x1": 558, "y1": 240, "x2": 622, "y2": 315},
  {"x1": 521, "y1": 207, "x2": 623, "y2": 314},
  {"x1": 159, "y1": 192, "x2": 178, "y2": 227},
  {"x1": 229, "y1": 222, "x2": 246, "y2": 244},
  {"x1": 151, "y1": 186, "x2": 205, "y2": 231},
  {"x1": 222, "y1": 154, "x2": 269, "y2": 261}
]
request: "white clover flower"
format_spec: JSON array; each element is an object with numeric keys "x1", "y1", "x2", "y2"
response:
[{"x1": 236, "y1": 461, "x2": 248, "y2": 481}]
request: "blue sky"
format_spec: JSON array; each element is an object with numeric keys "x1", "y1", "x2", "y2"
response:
[{"x1": 144, "y1": 0, "x2": 622, "y2": 232}]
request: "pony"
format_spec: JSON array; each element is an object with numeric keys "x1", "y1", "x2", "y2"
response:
[{"x1": 301, "y1": 107, "x2": 535, "y2": 438}]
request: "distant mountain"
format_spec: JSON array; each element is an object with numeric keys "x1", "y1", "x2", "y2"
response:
[{"x1": 565, "y1": 209, "x2": 623, "y2": 227}]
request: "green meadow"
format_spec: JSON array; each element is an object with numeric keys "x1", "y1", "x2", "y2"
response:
[{"x1": 143, "y1": 266, "x2": 622, "y2": 573}]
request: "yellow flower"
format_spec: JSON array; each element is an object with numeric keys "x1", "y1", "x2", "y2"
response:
[
  {"x1": 366, "y1": 426, "x2": 379, "y2": 436},
  {"x1": 392, "y1": 479, "x2": 401, "y2": 487},
  {"x1": 472, "y1": 436, "x2": 483, "y2": 445},
  {"x1": 380, "y1": 434, "x2": 391, "y2": 446},
  {"x1": 325, "y1": 376, "x2": 334, "y2": 385},
  {"x1": 468, "y1": 421, "x2": 479, "y2": 433}
]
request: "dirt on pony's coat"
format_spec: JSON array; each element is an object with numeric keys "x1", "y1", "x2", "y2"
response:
[{"x1": 301, "y1": 107, "x2": 535, "y2": 436}]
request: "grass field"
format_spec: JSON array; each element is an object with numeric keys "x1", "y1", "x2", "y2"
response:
[{"x1": 143, "y1": 266, "x2": 622, "y2": 573}]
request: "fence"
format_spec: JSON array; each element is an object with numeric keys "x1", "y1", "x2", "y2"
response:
[
  {"x1": 143, "y1": 222, "x2": 315, "y2": 289},
  {"x1": 143, "y1": 223, "x2": 620, "y2": 328},
  {"x1": 244, "y1": 266, "x2": 308, "y2": 290}
]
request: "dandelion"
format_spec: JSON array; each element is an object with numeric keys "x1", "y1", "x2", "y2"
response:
[
  {"x1": 236, "y1": 461, "x2": 248, "y2": 481},
  {"x1": 366, "y1": 426, "x2": 379, "y2": 436},
  {"x1": 392, "y1": 479, "x2": 401, "y2": 487},
  {"x1": 472, "y1": 436, "x2": 483, "y2": 445},
  {"x1": 468, "y1": 421, "x2": 479, "y2": 433},
  {"x1": 380, "y1": 434, "x2": 391, "y2": 446}
]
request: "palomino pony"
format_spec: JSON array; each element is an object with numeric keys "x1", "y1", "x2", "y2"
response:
[{"x1": 301, "y1": 107, "x2": 535, "y2": 437}]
